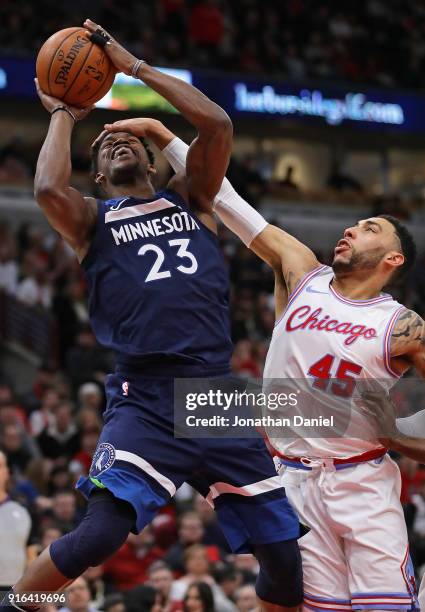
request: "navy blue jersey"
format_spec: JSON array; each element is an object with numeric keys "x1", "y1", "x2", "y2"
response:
[{"x1": 81, "y1": 189, "x2": 232, "y2": 370}]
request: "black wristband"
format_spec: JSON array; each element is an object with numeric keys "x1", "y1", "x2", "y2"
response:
[{"x1": 51, "y1": 106, "x2": 76, "y2": 122}]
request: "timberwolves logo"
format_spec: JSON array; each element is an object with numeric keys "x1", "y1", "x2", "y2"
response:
[{"x1": 90, "y1": 443, "x2": 116, "y2": 477}]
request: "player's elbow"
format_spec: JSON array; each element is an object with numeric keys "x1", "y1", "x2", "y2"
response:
[
  {"x1": 203, "y1": 109, "x2": 233, "y2": 137},
  {"x1": 34, "y1": 183, "x2": 66, "y2": 209}
]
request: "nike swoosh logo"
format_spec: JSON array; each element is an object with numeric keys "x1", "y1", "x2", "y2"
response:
[
  {"x1": 306, "y1": 286, "x2": 328, "y2": 295},
  {"x1": 109, "y1": 196, "x2": 131, "y2": 211}
]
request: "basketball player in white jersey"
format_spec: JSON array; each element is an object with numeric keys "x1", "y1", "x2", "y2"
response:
[{"x1": 102, "y1": 118, "x2": 423, "y2": 610}]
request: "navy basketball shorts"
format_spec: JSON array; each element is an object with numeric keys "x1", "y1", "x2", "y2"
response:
[{"x1": 77, "y1": 367, "x2": 300, "y2": 553}]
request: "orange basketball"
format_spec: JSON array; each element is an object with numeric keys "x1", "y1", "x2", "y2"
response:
[{"x1": 36, "y1": 27, "x2": 116, "y2": 108}]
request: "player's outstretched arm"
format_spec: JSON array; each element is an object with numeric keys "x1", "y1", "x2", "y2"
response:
[
  {"x1": 84, "y1": 19, "x2": 232, "y2": 215},
  {"x1": 33, "y1": 80, "x2": 97, "y2": 260}
]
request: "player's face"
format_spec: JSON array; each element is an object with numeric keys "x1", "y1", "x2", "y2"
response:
[
  {"x1": 97, "y1": 131, "x2": 151, "y2": 184},
  {"x1": 332, "y1": 217, "x2": 402, "y2": 275}
]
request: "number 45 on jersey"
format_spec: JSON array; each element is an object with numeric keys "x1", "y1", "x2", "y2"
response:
[{"x1": 308, "y1": 354, "x2": 363, "y2": 398}]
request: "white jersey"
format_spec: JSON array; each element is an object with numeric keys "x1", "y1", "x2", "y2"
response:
[{"x1": 264, "y1": 265, "x2": 405, "y2": 459}]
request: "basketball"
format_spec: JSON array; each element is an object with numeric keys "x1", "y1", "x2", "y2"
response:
[{"x1": 36, "y1": 27, "x2": 116, "y2": 108}]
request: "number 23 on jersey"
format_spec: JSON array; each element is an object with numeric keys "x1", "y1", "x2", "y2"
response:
[{"x1": 138, "y1": 238, "x2": 198, "y2": 282}]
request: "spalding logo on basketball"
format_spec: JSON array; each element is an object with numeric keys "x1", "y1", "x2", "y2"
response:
[{"x1": 36, "y1": 27, "x2": 116, "y2": 108}]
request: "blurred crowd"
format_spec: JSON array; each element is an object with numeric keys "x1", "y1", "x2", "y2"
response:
[{"x1": 1, "y1": 0, "x2": 425, "y2": 89}]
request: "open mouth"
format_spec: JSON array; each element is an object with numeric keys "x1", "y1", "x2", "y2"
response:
[
  {"x1": 334, "y1": 238, "x2": 351, "y2": 254},
  {"x1": 112, "y1": 145, "x2": 133, "y2": 160}
]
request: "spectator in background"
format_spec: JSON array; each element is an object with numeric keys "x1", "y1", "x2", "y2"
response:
[
  {"x1": 124, "y1": 584, "x2": 162, "y2": 612},
  {"x1": 183, "y1": 582, "x2": 215, "y2": 612},
  {"x1": 103, "y1": 526, "x2": 164, "y2": 592},
  {"x1": 102, "y1": 593, "x2": 126, "y2": 612},
  {"x1": 47, "y1": 490, "x2": 79, "y2": 533},
  {"x1": 147, "y1": 561, "x2": 174, "y2": 612},
  {"x1": 16, "y1": 249, "x2": 52, "y2": 309},
  {"x1": 228, "y1": 554, "x2": 258, "y2": 585},
  {"x1": 71, "y1": 425, "x2": 101, "y2": 474},
  {"x1": 231, "y1": 340, "x2": 262, "y2": 378},
  {"x1": 0, "y1": 451, "x2": 32, "y2": 591},
  {"x1": 214, "y1": 565, "x2": 243, "y2": 605},
  {"x1": 37, "y1": 401, "x2": 80, "y2": 459},
  {"x1": 53, "y1": 278, "x2": 90, "y2": 366},
  {"x1": 0, "y1": 222, "x2": 18, "y2": 295},
  {"x1": 47, "y1": 465, "x2": 74, "y2": 496},
  {"x1": 83, "y1": 566, "x2": 106, "y2": 611},
  {"x1": 76, "y1": 406, "x2": 102, "y2": 432},
  {"x1": 33, "y1": 525, "x2": 63, "y2": 557},
  {"x1": 0, "y1": 423, "x2": 39, "y2": 475},
  {"x1": 65, "y1": 325, "x2": 113, "y2": 391},
  {"x1": 165, "y1": 511, "x2": 207, "y2": 573},
  {"x1": 29, "y1": 387, "x2": 60, "y2": 436},
  {"x1": 59, "y1": 576, "x2": 99, "y2": 612},
  {"x1": 171, "y1": 544, "x2": 236, "y2": 611},
  {"x1": 78, "y1": 382, "x2": 104, "y2": 414},
  {"x1": 234, "y1": 584, "x2": 258, "y2": 612}
]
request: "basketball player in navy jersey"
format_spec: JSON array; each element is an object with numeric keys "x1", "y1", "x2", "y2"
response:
[{"x1": 1, "y1": 21, "x2": 302, "y2": 612}]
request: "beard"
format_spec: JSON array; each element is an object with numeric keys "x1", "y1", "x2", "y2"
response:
[
  {"x1": 109, "y1": 160, "x2": 144, "y2": 186},
  {"x1": 332, "y1": 246, "x2": 386, "y2": 274}
]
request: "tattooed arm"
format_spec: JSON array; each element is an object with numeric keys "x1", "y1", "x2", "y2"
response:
[{"x1": 390, "y1": 309, "x2": 425, "y2": 376}]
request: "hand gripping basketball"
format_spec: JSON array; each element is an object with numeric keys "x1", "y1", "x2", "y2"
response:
[
  {"x1": 35, "y1": 78, "x2": 94, "y2": 122},
  {"x1": 83, "y1": 19, "x2": 142, "y2": 77}
]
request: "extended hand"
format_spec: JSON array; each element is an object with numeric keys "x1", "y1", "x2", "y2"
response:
[
  {"x1": 35, "y1": 79, "x2": 94, "y2": 121},
  {"x1": 83, "y1": 19, "x2": 139, "y2": 76},
  {"x1": 103, "y1": 118, "x2": 157, "y2": 137}
]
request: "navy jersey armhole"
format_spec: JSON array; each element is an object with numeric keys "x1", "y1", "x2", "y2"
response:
[{"x1": 80, "y1": 199, "x2": 103, "y2": 270}]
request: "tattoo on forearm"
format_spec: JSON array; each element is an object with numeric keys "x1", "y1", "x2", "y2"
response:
[{"x1": 392, "y1": 310, "x2": 425, "y2": 347}]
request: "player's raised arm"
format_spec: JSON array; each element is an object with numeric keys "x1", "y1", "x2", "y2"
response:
[
  {"x1": 84, "y1": 19, "x2": 232, "y2": 215},
  {"x1": 33, "y1": 80, "x2": 97, "y2": 260}
]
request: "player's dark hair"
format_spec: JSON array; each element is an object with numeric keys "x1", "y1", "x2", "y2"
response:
[
  {"x1": 378, "y1": 214, "x2": 416, "y2": 280},
  {"x1": 90, "y1": 131, "x2": 155, "y2": 176}
]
